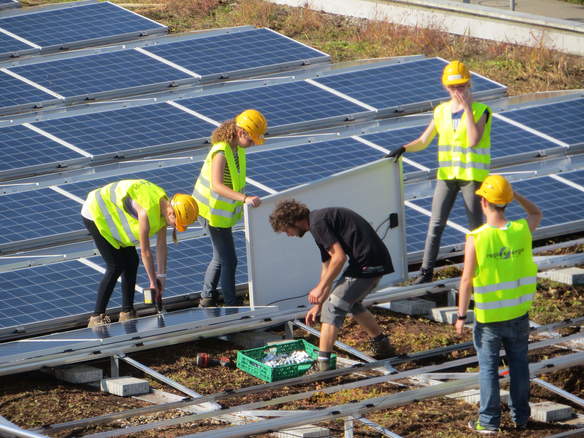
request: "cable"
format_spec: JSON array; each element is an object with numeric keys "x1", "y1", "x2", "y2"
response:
[
  {"x1": 375, "y1": 214, "x2": 393, "y2": 241},
  {"x1": 266, "y1": 293, "x2": 308, "y2": 306}
]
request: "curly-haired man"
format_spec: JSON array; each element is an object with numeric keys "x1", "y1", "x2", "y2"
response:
[{"x1": 269, "y1": 199, "x2": 396, "y2": 370}]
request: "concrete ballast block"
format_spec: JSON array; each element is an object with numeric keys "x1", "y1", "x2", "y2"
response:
[
  {"x1": 448, "y1": 388, "x2": 508, "y2": 404},
  {"x1": 229, "y1": 330, "x2": 283, "y2": 349},
  {"x1": 431, "y1": 306, "x2": 475, "y2": 324},
  {"x1": 538, "y1": 267, "x2": 584, "y2": 286},
  {"x1": 530, "y1": 401, "x2": 574, "y2": 422},
  {"x1": 100, "y1": 377, "x2": 149, "y2": 396},
  {"x1": 388, "y1": 298, "x2": 436, "y2": 316},
  {"x1": 54, "y1": 365, "x2": 103, "y2": 384},
  {"x1": 272, "y1": 425, "x2": 330, "y2": 437}
]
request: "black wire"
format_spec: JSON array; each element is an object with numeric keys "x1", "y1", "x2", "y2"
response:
[
  {"x1": 266, "y1": 293, "x2": 309, "y2": 306},
  {"x1": 375, "y1": 214, "x2": 393, "y2": 241}
]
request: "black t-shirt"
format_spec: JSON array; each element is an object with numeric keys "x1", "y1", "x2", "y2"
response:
[{"x1": 309, "y1": 207, "x2": 394, "y2": 278}]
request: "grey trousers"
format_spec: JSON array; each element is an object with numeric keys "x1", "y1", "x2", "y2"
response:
[{"x1": 421, "y1": 179, "x2": 484, "y2": 271}]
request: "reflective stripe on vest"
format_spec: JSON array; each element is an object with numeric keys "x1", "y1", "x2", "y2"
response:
[
  {"x1": 471, "y1": 219, "x2": 537, "y2": 323},
  {"x1": 434, "y1": 101, "x2": 492, "y2": 182},
  {"x1": 94, "y1": 181, "x2": 135, "y2": 245},
  {"x1": 193, "y1": 142, "x2": 246, "y2": 228}
]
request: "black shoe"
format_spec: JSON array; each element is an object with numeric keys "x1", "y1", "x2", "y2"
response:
[
  {"x1": 513, "y1": 422, "x2": 528, "y2": 431},
  {"x1": 413, "y1": 268, "x2": 433, "y2": 284},
  {"x1": 199, "y1": 297, "x2": 217, "y2": 308},
  {"x1": 370, "y1": 335, "x2": 396, "y2": 359}
]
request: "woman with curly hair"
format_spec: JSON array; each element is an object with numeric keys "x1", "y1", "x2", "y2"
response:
[{"x1": 193, "y1": 109, "x2": 267, "y2": 307}]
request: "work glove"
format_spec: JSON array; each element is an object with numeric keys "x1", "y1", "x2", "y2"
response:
[{"x1": 385, "y1": 146, "x2": 406, "y2": 162}]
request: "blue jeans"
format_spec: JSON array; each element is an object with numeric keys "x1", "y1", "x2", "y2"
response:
[
  {"x1": 474, "y1": 313, "x2": 531, "y2": 428},
  {"x1": 200, "y1": 217, "x2": 239, "y2": 305}
]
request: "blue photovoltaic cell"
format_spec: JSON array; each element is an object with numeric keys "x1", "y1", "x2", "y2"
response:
[
  {"x1": 0, "y1": 71, "x2": 54, "y2": 108},
  {"x1": 247, "y1": 137, "x2": 383, "y2": 192},
  {"x1": 503, "y1": 177, "x2": 584, "y2": 227},
  {"x1": 501, "y1": 98, "x2": 584, "y2": 146},
  {"x1": 405, "y1": 198, "x2": 467, "y2": 254},
  {"x1": 561, "y1": 169, "x2": 584, "y2": 188},
  {"x1": 31, "y1": 103, "x2": 215, "y2": 157},
  {"x1": 0, "y1": 261, "x2": 104, "y2": 328},
  {"x1": 178, "y1": 81, "x2": 367, "y2": 128},
  {"x1": 146, "y1": 28, "x2": 326, "y2": 77},
  {"x1": 0, "y1": 2, "x2": 165, "y2": 49},
  {"x1": 0, "y1": 32, "x2": 31, "y2": 54},
  {"x1": 0, "y1": 188, "x2": 82, "y2": 245},
  {"x1": 0, "y1": 234, "x2": 248, "y2": 329},
  {"x1": 9, "y1": 50, "x2": 191, "y2": 98},
  {"x1": 0, "y1": 125, "x2": 82, "y2": 172},
  {"x1": 314, "y1": 58, "x2": 504, "y2": 110}
]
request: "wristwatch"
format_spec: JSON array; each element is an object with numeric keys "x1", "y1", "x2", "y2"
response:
[{"x1": 456, "y1": 314, "x2": 467, "y2": 321}]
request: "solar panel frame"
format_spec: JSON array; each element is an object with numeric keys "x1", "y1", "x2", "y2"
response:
[
  {"x1": 0, "y1": 0, "x2": 20, "y2": 10},
  {"x1": 0, "y1": 1, "x2": 167, "y2": 60}
]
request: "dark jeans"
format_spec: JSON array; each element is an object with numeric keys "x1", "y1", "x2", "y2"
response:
[
  {"x1": 474, "y1": 313, "x2": 531, "y2": 428},
  {"x1": 84, "y1": 218, "x2": 139, "y2": 315},
  {"x1": 421, "y1": 179, "x2": 483, "y2": 270},
  {"x1": 200, "y1": 217, "x2": 239, "y2": 305}
]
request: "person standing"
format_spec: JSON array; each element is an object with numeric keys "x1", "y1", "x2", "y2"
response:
[
  {"x1": 269, "y1": 199, "x2": 396, "y2": 371},
  {"x1": 454, "y1": 175, "x2": 542, "y2": 433},
  {"x1": 387, "y1": 60, "x2": 492, "y2": 283},
  {"x1": 82, "y1": 179, "x2": 198, "y2": 328},
  {"x1": 193, "y1": 109, "x2": 267, "y2": 307}
]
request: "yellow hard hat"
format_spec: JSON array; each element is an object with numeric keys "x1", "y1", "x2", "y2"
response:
[
  {"x1": 475, "y1": 175, "x2": 513, "y2": 206},
  {"x1": 171, "y1": 193, "x2": 198, "y2": 232},
  {"x1": 442, "y1": 60, "x2": 471, "y2": 86},
  {"x1": 235, "y1": 109, "x2": 267, "y2": 145}
]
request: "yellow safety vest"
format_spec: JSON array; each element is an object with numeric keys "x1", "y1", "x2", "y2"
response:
[
  {"x1": 470, "y1": 219, "x2": 537, "y2": 323},
  {"x1": 87, "y1": 179, "x2": 167, "y2": 249},
  {"x1": 434, "y1": 101, "x2": 492, "y2": 182},
  {"x1": 193, "y1": 141, "x2": 246, "y2": 228}
]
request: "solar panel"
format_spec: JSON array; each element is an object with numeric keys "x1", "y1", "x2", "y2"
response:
[
  {"x1": 145, "y1": 28, "x2": 328, "y2": 78},
  {"x1": 0, "y1": 71, "x2": 55, "y2": 108},
  {"x1": 501, "y1": 98, "x2": 584, "y2": 145},
  {"x1": 30, "y1": 103, "x2": 215, "y2": 158},
  {"x1": 0, "y1": 32, "x2": 32, "y2": 54},
  {"x1": 0, "y1": 125, "x2": 83, "y2": 173},
  {"x1": 247, "y1": 137, "x2": 384, "y2": 192},
  {"x1": 0, "y1": 0, "x2": 19, "y2": 10},
  {"x1": 177, "y1": 81, "x2": 369, "y2": 129},
  {"x1": 314, "y1": 58, "x2": 505, "y2": 110},
  {"x1": 0, "y1": 188, "x2": 82, "y2": 245},
  {"x1": 560, "y1": 169, "x2": 584, "y2": 187},
  {"x1": 0, "y1": 2, "x2": 166, "y2": 58},
  {"x1": 0, "y1": 234, "x2": 248, "y2": 331},
  {"x1": 8, "y1": 50, "x2": 192, "y2": 99}
]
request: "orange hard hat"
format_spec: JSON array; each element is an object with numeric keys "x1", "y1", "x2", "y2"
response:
[{"x1": 171, "y1": 193, "x2": 198, "y2": 232}]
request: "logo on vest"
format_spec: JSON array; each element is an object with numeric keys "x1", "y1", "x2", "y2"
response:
[{"x1": 487, "y1": 246, "x2": 524, "y2": 260}]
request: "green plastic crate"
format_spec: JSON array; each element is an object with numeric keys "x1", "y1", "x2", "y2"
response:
[{"x1": 236, "y1": 339, "x2": 336, "y2": 382}]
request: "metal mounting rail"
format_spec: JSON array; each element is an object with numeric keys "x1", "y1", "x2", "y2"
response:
[
  {"x1": 172, "y1": 352, "x2": 584, "y2": 438},
  {"x1": 40, "y1": 330, "x2": 583, "y2": 436}
]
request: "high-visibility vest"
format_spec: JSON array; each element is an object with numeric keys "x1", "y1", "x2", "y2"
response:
[
  {"x1": 434, "y1": 101, "x2": 492, "y2": 182},
  {"x1": 470, "y1": 219, "x2": 537, "y2": 323},
  {"x1": 87, "y1": 179, "x2": 167, "y2": 249},
  {"x1": 193, "y1": 141, "x2": 246, "y2": 228}
]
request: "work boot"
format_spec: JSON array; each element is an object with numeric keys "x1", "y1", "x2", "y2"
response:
[
  {"x1": 87, "y1": 314, "x2": 111, "y2": 328},
  {"x1": 199, "y1": 297, "x2": 217, "y2": 308},
  {"x1": 413, "y1": 268, "x2": 433, "y2": 284},
  {"x1": 370, "y1": 335, "x2": 396, "y2": 359},
  {"x1": 317, "y1": 358, "x2": 333, "y2": 372},
  {"x1": 118, "y1": 310, "x2": 137, "y2": 322}
]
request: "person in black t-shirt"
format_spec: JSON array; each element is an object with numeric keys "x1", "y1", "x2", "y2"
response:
[{"x1": 269, "y1": 199, "x2": 396, "y2": 371}]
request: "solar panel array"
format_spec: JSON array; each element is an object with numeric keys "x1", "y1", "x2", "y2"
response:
[
  {"x1": 0, "y1": 1, "x2": 167, "y2": 59},
  {"x1": 1, "y1": 2, "x2": 581, "y2": 336},
  {"x1": 0, "y1": 0, "x2": 19, "y2": 10},
  {"x1": 0, "y1": 27, "x2": 330, "y2": 115}
]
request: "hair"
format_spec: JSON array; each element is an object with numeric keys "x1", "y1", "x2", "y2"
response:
[
  {"x1": 269, "y1": 199, "x2": 310, "y2": 232},
  {"x1": 211, "y1": 119, "x2": 238, "y2": 145},
  {"x1": 485, "y1": 200, "x2": 507, "y2": 212}
]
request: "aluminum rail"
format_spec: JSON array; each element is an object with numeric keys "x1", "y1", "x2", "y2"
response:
[
  {"x1": 175, "y1": 351, "x2": 584, "y2": 438},
  {"x1": 64, "y1": 332, "x2": 583, "y2": 437},
  {"x1": 532, "y1": 377, "x2": 584, "y2": 409},
  {"x1": 0, "y1": 421, "x2": 49, "y2": 438}
]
